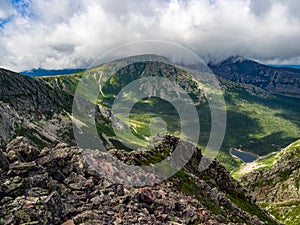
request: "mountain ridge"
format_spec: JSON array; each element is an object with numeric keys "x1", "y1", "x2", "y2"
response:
[
  {"x1": 19, "y1": 68, "x2": 85, "y2": 77},
  {"x1": 208, "y1": 56, "x2": 300, "y2": 95}
]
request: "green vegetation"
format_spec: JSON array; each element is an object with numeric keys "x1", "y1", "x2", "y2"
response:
[
  {"x1": 224, "y1": 88, "x2": 300, "y2": 155},
  {"x1": 232, "y1": 139, "x2": 300, "y2": 178},
  {"x1": 233, "y1": 139, "x2": 300, "y2": 224},
  {"x1": 174, "y1": 170, "x2": 223, "y2": 215},
  {"x1": 216, "y1": 151, "x2": 241, "y2": 171},
  {"x1": 40, "y1": 73, "x2": 82, "y2": 96},
  {"x1": 174, "y1": 169, "x2": 276, "y2": 223},
  {"x1": 226, "y1": 190, "x2": 278, "y2": 225},
  {"x1": 15, "y1": 126, "x2": 52, "y2": 148},
  {"x1": 261, "y1": 201, "x2": 300, "y2": 225}
]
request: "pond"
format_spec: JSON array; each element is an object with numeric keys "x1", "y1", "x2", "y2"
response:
[{"x1": 230, "y1": 148, "x2": 259, "y2": 163}]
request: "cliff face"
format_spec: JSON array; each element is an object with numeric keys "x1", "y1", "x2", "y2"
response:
[
  {"x1": 0, "y1": 135, "x2": 279, "y2": 225},
  {"x1": 239, "y1": 140, "x2": 300, "y2": 224},
  {"x1": 0, "y1": 68, "x2": 74, "y2": 148},
  {"x1": 209, "y1": 56, "x2": 300, "y2": 95},
  {"x1": 0, "y1": 68, "x2": 69, "y2": 118}
]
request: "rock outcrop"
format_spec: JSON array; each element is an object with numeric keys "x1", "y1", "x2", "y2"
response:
[{"x1": 0, "y1": 135, "x2": 279, "y2": 225}]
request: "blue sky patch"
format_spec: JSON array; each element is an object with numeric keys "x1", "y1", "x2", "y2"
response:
[
  {"x1": 0, "y1": 17, "x2": 11, "y2": 28},
  {"x1": 11, "y1": 0, "x2": 33, "y2": 18}
]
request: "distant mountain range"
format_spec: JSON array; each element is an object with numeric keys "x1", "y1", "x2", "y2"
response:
[
  {"x1": 20, "y1": 68, "x2": 85, "y2": 76},
  {"x1": 19, "y1": 57, "x2": 300, "y2": 95},
  {"x1": 2, "y1": 56, "x2": 300, "y2": 164},
  {"x1": 208, "y1": 56, "x2": 300, "y2": 95},
  {"x1": 268, "y1": 64, "x2": 300, "y2": 69}
]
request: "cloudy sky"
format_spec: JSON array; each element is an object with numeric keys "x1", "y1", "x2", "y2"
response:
[{"x1": 1, "y1": 0, "x2": 300, "y2": 71}]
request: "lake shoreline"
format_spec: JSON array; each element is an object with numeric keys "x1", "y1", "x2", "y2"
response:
[{"x1": 230, "y1": 148, "x2": 260, "y2": 163}]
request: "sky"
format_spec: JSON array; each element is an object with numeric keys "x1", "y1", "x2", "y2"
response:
[{"x1": 0, "y1": 0, "x2": 300, "y2": 71}]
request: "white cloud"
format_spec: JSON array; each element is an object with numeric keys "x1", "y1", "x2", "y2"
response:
[
  {"x1": 0, "y1": 1, "x2": 15, "y2": 20},
  {"x1": 0, "y1": 0, "x2": 300, "y2": 71}
]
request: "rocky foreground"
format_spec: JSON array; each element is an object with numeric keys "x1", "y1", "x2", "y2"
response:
[{"x1": 0, "y1": 135, "x2": 279, "y2": 225}]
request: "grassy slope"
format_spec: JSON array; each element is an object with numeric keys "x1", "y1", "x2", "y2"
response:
[
  {"x1": 232, "y1": 139, "x2": 300, "y2": 178},
  {"x1": 233, "y1": 139, "x2": 300, "y2": 224},
  {"x1": 261, "y1": 200, "x2": 300, "y2": 225},
  {"x1": 223, "y1": 83, "x2": 300, "y2": 155}
]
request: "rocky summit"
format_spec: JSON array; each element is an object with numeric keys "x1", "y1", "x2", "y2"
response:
[{"x1": 0, "y1": 135, "x2": 279, "y2": 225}]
